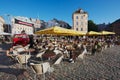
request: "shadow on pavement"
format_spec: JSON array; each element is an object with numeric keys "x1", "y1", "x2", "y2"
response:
[
  {"x1": 0, "y1": 68, "x2": 26, "y2": 77},
  {"x1": 0, "y1": 54, "x2": 17, "y2": 66},
  {"x1": 0, "y1": 43, "x2": 12, "y2": 51}
]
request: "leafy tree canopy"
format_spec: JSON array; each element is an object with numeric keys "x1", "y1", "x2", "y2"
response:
[{"x1": 88, "y1": 20, "x2": 98, "y2": 32}]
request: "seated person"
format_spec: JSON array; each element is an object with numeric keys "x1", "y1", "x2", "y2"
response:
[
  {"x1": 6, "y1": 47, "x2": 15, "y2": 57},
  {"x1": 6, "y1": 44, "x2": 29, "y2": 57}
]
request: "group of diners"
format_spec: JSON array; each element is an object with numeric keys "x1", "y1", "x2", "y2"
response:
[{"x1": 6, "y1": 35, "x2": 119, "y2": 64}]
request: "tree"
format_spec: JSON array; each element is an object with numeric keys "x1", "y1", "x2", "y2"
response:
[{"x1": 88, "y1": 20, "x2": 98, "y2": 32}]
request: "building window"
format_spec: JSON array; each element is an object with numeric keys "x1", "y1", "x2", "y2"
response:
[
  {"x1": 76, "y1": 16, "x2": 79, "y2": 19},
  {"x1": 81, "y1": 16, "x2": 83, "y2": 19},
  {"x1": 81, "y1": 22, "x2": 83, "y2": 26},
  {"x1": 81, "y1": 28, "x2": 83, "y2": 31},
  {"x1": 76, "y1": 28, "x2": 78, "y2": 31},
  {"x1": 76, "y1": 22, "x2": 79, "y2": 25}
]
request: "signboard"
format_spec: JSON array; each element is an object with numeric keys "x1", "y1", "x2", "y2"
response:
[{"x1": 15, "y1": 18, "x2": 34, "y2": 27}]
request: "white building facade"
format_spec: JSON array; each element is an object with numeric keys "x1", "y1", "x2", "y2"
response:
[
  {"x1": 11, "y1": 16, "x2": 34, "y2": 35},
  {"x1": 72, "y1": 9, "x2": 88, "y2": 33},
  {"x1": 0, "y1": 16, "x2": 5, "y2": 33},
  {"x1": 30, "y1": 18, "x2": 41, "y2": 32}
]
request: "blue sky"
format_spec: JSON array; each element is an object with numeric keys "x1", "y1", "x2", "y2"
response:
[{"x1": 0, "y1": 0, "x2": 120, "y2": 26}]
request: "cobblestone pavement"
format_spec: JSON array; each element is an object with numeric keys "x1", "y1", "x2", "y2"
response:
[{"x1": 0, "y1": 43, "x2": 120, "y2": 80}]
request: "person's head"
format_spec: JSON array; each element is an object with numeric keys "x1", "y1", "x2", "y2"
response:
[{"x1": 21, "y1": 30, "x2": 25, "y2": 34}]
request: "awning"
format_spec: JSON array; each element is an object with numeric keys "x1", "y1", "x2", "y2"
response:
[
  {"x1": 100, "y1": 31, "x2": 115, "y2": 35},
  {"x1": 35, "y1": 26, "x2": 85, "y2": 36},
  {"x1": 86, "y1": 31, "x2": 101, "y2": 36}
]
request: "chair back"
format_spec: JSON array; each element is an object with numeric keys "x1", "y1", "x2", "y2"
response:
[
  {"x1": 42, "y1": 62, "x2": 50, "y2": 73},
  {"x1": 54, "y1": 54, "x2": 63, "y2": 65},
  {"x1": 30, "y1": 62, "x2": 50, "y2": 74},
  {"x1": 24, "y1": 44, "x2": 30, "y2": 50},
  {"x1": 78, "y1": 48, "x2": 87, "y2": 59},
  {"x1": 12, "y1": 50, "x2": 18, "y2": 55},
  {"x1": 36, "y1": 51, "x2": 45, "y2": 58},
  {"x1": 17, "y1": 54, "x2": 31, "y2": 64},
  {"x1": 16, "y1": 47, "x2": 26, "y2": 53},
  {"x1": 30, "y1": 63, "x2": 43, "y2": 74}
]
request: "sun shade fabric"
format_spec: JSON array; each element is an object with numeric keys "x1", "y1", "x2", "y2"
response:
[
  {"x1": 86, "y1": 31, "x2": 101, "y2": 36},
  {"x1": 35, "y1": 26, "x2": 86, "y2": 36},
  {"x1": 100, "y1": 31, "x2": 115, "y2": 35}
]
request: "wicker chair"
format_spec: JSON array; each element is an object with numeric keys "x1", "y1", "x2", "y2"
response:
[
  {"x1": 30, "y1": 62, "x2": 50, "y2": 80},
  {"x1": 16, "y1": 54, "x2": 31, "y2": 68}
]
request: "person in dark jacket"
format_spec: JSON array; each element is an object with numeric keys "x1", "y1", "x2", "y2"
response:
[{"x1": 29, "y1": 35, "x2": 35, "y2": 48}]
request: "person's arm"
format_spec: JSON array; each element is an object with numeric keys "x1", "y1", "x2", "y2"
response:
[{"x1": 6, "y1": 48, "x2": 13, "y2": 56}]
